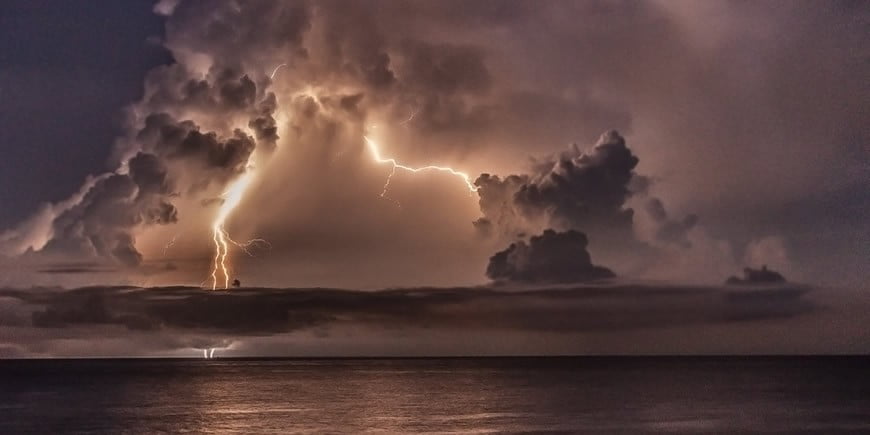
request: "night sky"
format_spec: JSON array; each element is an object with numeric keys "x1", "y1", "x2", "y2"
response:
[
  {"x1": 0, "y1": 1, "x2": 867, "y2": 357},
  {"x1": 0, "y1": 0, "x2": 171, "y2": 226}
]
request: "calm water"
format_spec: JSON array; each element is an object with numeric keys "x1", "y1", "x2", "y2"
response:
[{"x1": 1, "y1": 357, "x2": 868, "y2": 433}]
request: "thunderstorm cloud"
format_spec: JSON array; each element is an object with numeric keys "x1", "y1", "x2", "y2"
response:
[
  {"x1": 0, "y1": 0, "x2": 866, "y2": 291},
  {"x1": 487, "y1": 229, "x2": 615, "y2": 284}
]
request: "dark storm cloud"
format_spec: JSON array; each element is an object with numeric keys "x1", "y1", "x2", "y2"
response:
[
  {"x1": 142, "y1": 68, "x2": 267, "y2": 116},
  {"x1": 0, "y1": 0, "x2": 635, "y2": 280},
  {"x1": 137, "y1": 113, "x2": 256, "y2": 179},
  {"x1": 216, "y1": 72, "x2": 256, "y2": 109},
  {"x1": 474, "y1": 131, "x2": 640, "y2": 237},
  {"x1": 37, "y1": 262, "x2": 117, "y2": 275},
  {"x1": 171, "y1": 71, "x2": 256, "y2": 110},
  {"x1": 1, "y1": 12, "x2": 284, "y2": 269},
  {"x1": 2, "y1": 0, "x2": 866, "y2": 289},
  {"x1": 247, "y1": 93, "x2": 280, "y2": 150},
  {"x1": 519, "y1": 130, "x2": 638, "y2": 228},
  {"x1": 474, "y1": 130, "x2": 722, "y2": 282},
  {"x1": 487, "y1": 229, "x2": 615, "y2": 283},
  {"x1": 131, "y1": 66, "x2": 279, "y2": 178},
  {"x1": 131, "y1": 66, "x2": 282, "y2": 165},
  {"x1": 0, "y1": 283, "x2": 813, "y2": 339},
  {"x1": 161, "y1": 0, "x2": 311, "y2": 64},
  {"x1": 37, "y1": 152, "x2": 177, "y2": 266}
]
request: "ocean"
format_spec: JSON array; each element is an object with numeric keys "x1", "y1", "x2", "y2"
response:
[{"x1": 1, "y1": 357, "x2": 868, "y2": 433}]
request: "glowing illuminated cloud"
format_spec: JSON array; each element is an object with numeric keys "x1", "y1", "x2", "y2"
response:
[
  {"x1": 202, "y1": 89, "x2": 478, "y2": 289},
  {"x1": 206, "y1": 137, "x2": 478, "y2": 289}
]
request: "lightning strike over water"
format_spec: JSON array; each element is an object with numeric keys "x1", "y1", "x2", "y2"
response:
[
  {"x1": 209, "y1": 159, "x2": 262, "y2": 290},
  {"x1": 199, "y1": 88, "x2": 470, "y2": 288},
  {"x1": 363, "y1": 136, "x2": 479, "y2": 197}
]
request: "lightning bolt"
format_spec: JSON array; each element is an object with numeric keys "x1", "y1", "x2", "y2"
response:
[
  {"x1": 398, "y1": 107, "x2": 420, "y2": 125},
  {"x1": 292, "y1": 92, "x2": 477, "y2": 196},
  {"x1": 200, "y1": 86, "x2": 475, "y2": 289},
  {"x1": 209, "y1": 157, "x2": 269, "y2": 290},
  {"x1": 270, "y1": 63, "x2": 287, "y2": 80},
  {"x1": 363, "y1": 136, "x2": 479, "y2": 196},
  {"x1": 202, "y1": 64, "x2": 292, "y2": 290},
  {"x1": 162, "y1": 234, "x2": 178, "y2": 257}
]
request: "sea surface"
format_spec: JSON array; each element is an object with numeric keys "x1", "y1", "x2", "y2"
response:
[{"x1": 1, "y1": 357, "x2": 868, "y2": 433}]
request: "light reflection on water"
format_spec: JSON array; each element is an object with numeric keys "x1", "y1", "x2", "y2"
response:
[{"x1": 1, "y1": 357, "x2": 869, "y2": 433}]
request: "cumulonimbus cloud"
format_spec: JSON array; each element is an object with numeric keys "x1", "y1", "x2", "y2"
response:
[
  {"x1": 1, "y1": 0, "x2": 864, "y2": 289},
  {"x1": 487, "y1": 229, "x2": 615, "y2": 283},
  {"x1": 474, "y1": 131, "x2": 640, "y2": 239}
]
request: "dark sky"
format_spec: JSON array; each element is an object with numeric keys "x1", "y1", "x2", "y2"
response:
[{"x1": 0, "y1": 0, "x2": 170, "y2": 226}]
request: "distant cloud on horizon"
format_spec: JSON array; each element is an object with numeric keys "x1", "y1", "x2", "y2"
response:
[{"x1": 1, "y1": 281, "x2": 845, "y2": 357}]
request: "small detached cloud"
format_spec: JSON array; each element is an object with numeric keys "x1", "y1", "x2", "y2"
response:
[{"x1": 726, "y1": 265, "x2": 787, "y2": 286}]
